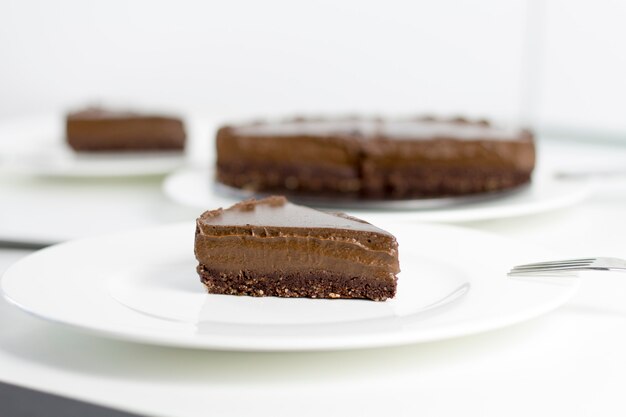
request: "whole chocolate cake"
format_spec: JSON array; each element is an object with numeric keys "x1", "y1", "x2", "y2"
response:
[
  {"x1": 194, "y1": 196, "x2": 400, "y2": 301},
  {"x1": 66, "y1": 107, "x2": 186, "y2": 152},
  {"x1": 216, "y1": 116, "x2": 535, "y2": 199}
]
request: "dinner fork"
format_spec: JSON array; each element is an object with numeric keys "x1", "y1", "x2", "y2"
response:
[{"x1": 508, "y1": 257, "x2": 626, "y2": 275}]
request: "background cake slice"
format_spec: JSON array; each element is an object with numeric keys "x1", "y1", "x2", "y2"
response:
[
  {"x1": 66, "y1": 107, "x2": 186, "y2": 152},
  {"x1": 194, "y1": 196, "x2": 400, "y2": 301}
]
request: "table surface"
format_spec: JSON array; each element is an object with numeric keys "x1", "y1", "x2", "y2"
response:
[{"x1": 1, "y1": 133, "x2": 626, "y2": 417}]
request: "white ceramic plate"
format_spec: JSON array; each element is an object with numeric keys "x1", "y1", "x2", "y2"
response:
[
  {"x1": 3, "y1": 143, "x2": 185, "y2": 178},
  {"x1": 163, "y1": 168, "x2": 590, "y2": 223},
  {"x1": 1, "y1": 222, "x2": 579, "y2": 351}
]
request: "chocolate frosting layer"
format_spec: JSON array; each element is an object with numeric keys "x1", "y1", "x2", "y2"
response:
[
  {"x1": 197, "y1": 196, "x2": 388, "y2": 233},
  {"x1": 230, "y1": 116, "x2": 531, "y2": 142}
]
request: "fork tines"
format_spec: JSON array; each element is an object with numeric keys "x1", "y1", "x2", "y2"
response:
[
  {"x1": 509, "y1": 257, "x2": 626, "y2": 275},
  {"x1": 508, "y1": 258, "x2": 594, "y2": 275}
]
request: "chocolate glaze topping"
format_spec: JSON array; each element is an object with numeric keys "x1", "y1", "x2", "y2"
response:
[
  {"x1": 198, "y1": 196, "x2": 388, "y2": 232},
  {"x1": 232, "y1": 116, "x2": 530, "y2": 142}
]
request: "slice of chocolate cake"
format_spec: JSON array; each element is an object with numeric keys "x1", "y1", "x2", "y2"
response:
[
  {"x1": 215, "y1": 116, "x2": 535, "y2": 199},
  {"x1": 194, "y1": 196, "x2": 400, "y2": 301},
  {"x1": 66, "y1": 107, "x2": 186, "y2": 152}
]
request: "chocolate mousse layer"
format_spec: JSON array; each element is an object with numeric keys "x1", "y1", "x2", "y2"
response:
[
  {"x1": 194, "y1": 196, "x2": 399, "y2": 301},
  {"x1": 66, "y1": 107, "x2": 186, "y2": 151},
  {"x1": 216, "y1": 116, "x2": 535, "y2": 198}
]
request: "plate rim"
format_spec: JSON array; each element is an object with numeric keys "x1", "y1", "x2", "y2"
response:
[
  {"x1": 4, "y1": 145, "x2": 186, "y2": 178},
  {"x1": 163, "y1": 167, "x2": 590, "y2": 223}
]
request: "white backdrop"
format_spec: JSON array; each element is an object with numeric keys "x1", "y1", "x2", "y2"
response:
[{"x1": 1, "y1": 0, "x2": 625, "y2": 135}]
